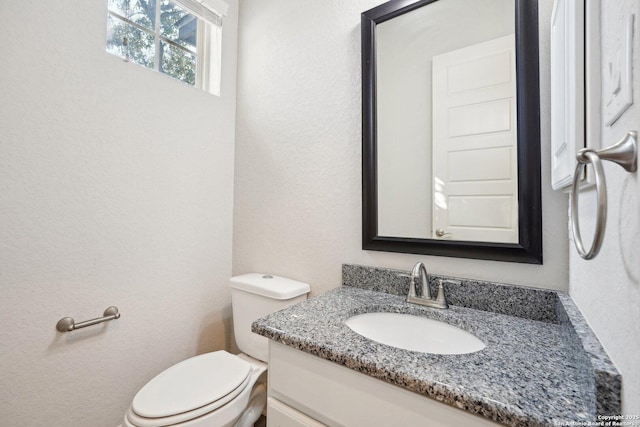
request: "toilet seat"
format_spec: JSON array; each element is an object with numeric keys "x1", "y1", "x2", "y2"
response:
[{"x1": 126, "y1": 351, "x2": 261, "y2": 427}]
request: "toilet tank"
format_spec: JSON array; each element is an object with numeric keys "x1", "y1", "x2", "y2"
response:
[{"x1": 230, "y1": 274, "x2": 310, "y2": 362}]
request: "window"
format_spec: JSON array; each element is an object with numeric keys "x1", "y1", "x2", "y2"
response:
[{"x1": 106, "y1": 0, "x2": 225, "y2": 95}]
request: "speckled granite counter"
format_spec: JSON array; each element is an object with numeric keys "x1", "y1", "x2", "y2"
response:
[{"x1": 252, "y1": 264, "x2": 621, "y2": 427}]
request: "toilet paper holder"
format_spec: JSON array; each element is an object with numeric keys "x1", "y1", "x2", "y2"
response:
[{"x1": 56, "y1": 306, "x2": 120, "y2": 332}]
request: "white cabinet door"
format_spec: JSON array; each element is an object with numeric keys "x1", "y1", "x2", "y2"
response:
[
  {"x1": 267, "y1": 398, "x2": 326, "y2": 427},
  {"x1": 432, "y1": 35, "x2": 518, "y2": 243}
]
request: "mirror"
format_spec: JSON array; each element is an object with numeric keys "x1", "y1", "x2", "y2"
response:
[{"x1": 362, "y1": 0, "x2": 542, "y2": 264}]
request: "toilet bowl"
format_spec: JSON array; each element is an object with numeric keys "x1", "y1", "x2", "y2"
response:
[
  {"x1": 124, "y1": 352, "x2": 267, "y2": 427},
  {"x1": 124, "y1": 274, "x2": 310, "y2": 427}
]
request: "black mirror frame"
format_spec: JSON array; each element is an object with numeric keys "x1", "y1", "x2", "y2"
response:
[{"x1": 362, "y1": 0, "x2": 542, "y2": 264}]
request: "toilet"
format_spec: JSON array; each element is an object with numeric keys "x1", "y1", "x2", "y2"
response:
[{"x1": 124, "y1": 274, "x2": 310, "y2": 427}]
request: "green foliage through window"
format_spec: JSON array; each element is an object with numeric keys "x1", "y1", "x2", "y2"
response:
[{"x1": 107, "y1": 0, "x2": 197, "y2": 86}]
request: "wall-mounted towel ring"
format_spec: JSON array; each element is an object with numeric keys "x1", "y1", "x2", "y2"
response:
[{"x1": 570, "y1": 131, "x2": 637, "y2": 260}]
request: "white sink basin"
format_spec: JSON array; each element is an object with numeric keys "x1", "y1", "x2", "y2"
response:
[{"x1": 345, "y1": 312, "x2": 485, "y2": 355}]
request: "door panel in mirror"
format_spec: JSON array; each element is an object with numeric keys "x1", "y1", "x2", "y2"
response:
[{"x1": 432, "y1": 35, "x2": 518, "y2": 244}]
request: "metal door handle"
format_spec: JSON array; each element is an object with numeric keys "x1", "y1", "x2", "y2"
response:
[{"x1": 435, "y1": 229, "x2": 451, "y2": 237}]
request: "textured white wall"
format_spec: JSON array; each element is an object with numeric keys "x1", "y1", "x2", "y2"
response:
[
  {"x1": 234, "y1": 0, "x2": 568, "y2": 294},
  {"x1": 0, "y1": 1, "x2": 238, "y2": 426},
  {"x1": 569, "y1": 0, "x2": 640, "y2": 414}
]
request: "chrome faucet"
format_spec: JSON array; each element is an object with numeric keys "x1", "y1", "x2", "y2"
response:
[{"x1": 406, "y1": 262, "x2": 448, "y2": 309}]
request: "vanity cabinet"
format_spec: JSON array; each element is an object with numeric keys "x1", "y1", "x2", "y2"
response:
[
  {"x1": 267, "y1": 397, "x2": 326, "y2": 427},
  {"x1": 267, "y1": 342, "x2": 501, "y2": 427}
]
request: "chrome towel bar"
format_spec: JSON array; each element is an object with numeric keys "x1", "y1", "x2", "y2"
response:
[
  {"x1": 570, "y1": 131, "x2": 637, "y2": 260},
  {"x1": 56, "y1": 306, "x2": 120, "y2": 332}
]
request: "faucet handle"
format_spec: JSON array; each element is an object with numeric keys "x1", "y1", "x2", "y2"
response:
[
  {"x1": 397, "y1": 272, "x2": 418, "y2": 298},
  {"x1": 435, "y1": 279, "x2": 449, "y2": 309}
]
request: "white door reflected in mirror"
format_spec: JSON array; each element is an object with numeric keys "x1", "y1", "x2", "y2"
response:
[
  {"x1": 432, "y1": 35, "x2": 518, "y2": 243},
  {"x1": 375, "y1": 0, "x2": 517, "y2": 243}
]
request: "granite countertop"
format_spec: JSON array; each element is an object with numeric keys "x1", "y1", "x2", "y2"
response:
[{"x1": 252, "y1": 265, "x2": 621, "y2": 427}]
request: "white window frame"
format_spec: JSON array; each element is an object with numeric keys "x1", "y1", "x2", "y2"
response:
[{"x1": 107, "y1": 0, "x2": 226, "y2": 96}]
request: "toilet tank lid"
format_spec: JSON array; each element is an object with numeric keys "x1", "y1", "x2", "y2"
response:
[{"x1": 230, "y1": 273, "x2": 310, "y2": 300}]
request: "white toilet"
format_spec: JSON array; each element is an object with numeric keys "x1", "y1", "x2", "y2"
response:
[{"x1": 124, "y1": 274, "x2": 310, "y2": 427}]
